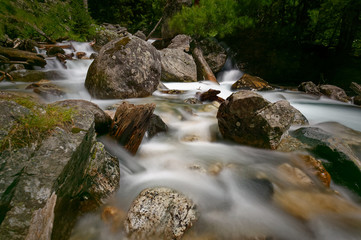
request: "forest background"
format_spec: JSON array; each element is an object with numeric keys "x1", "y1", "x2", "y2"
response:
[{"x1": 0, "y1": 0, "x2": 360, "y2": 88}]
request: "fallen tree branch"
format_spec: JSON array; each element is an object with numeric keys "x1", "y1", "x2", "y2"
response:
[
  {"x1": 192, "y1": 46, "x2": 219, "y2": 84},
  {"x1": 146, "y1": 17, "x2": 163, "y2": 41},
  {"x1": 0, "y1": 71, "x2": 13, "y2": 82}
]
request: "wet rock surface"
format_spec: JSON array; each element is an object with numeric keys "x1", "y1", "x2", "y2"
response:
[
  {"x1": 26, "y1": 80, "x2": 65, "y2": 100},
  {"x1": 319, "y1": 84, "x2": 349, "y2": 102},
  {"x1": 125, "y1": 187, "x2": 198, "y2": 240},
  {"x1": 291, "y1": 122, "x2": 361, "y2": 194},
  {"x1": 93, "y1": 24, "x2": 127, "y2": 51},
  {"x1": 146, "y1": 114, "x2": 169, "y2": 139},
  {"x1": 217, "y1": 91, "x2": 306, "y2": 149},
  {"x1": 85, "y1": 35, "x2": 161, "y2": 99},
  {"x1": 231, "y1": 73, "x2": 273, "y2": 91},
  {"x1": 11, "y1": 69, "x2": 66, "y2": 82},
  {"x1": 0, "y1": 94, "x2": 120, "y2": 240},
  {"x1": 52, "y1": 99, "x2": 112, "y2": 135},
  {"x1": 298, "y1": 81, "x2": 321, "y2": 95}
]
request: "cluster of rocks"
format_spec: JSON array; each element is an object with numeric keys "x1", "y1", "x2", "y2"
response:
[
  {"x1": 84, "y1": 30, "x2": 228, "y2": 99},
  {"x1": 298, "y1": 80, "x2": 361, "y2": 106},
  {"x1": 0, "y1": 89, "x2": 173, "y2": 240},
  {"x1": 0, "y1": 92, "x2": 120, "y2": 239}
]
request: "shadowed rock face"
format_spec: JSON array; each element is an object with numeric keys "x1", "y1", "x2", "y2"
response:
[
  {"x1": 291, "y1": 122, "x2": 361, "y2": 195},
  {"x1": 0, "y1": 94, "x2": 120, "y2": 240},
  {"x1": 217, "y1": 90, "x2": 307, "y2": 149},
  {"x1": 85, "y1": 34, "x2": 161, "y2": 99},
  {"x1": 125, "y1": 187, "x2": 198, "y2": 240}
]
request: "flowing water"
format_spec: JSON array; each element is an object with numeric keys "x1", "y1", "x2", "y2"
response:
[{"x1": 2, "y1": 42, "x2": 361, "y2": 240}]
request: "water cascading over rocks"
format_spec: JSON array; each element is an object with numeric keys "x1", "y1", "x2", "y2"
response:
[{"x1": 85, "y1": 34, "x2": 161, "y2": 99}]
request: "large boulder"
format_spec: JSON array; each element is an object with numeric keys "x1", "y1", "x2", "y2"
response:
[
  {"x1": 160, "y1": 48, "x2": 197, "y2": 82},
  {"x1": 217, "y1": 91, "x2": 307, "y2": 149},
  {"x1": 0, "y1": 93, "x2": 120, "y2": 239},
  {"x1": 85, "y1": 35, "x2": 161, "y2": 99},
  {"x1": 319, "y1": 84, "x2": 350, "y2": 102},
  {"x1": 199, "y1": 38, "x2": 227, "y2": 73},
  {"x1": 124, "y1": 187, "x2": 198, "y2": 240}
]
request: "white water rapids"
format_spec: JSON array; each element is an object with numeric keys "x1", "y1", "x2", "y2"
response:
[{"x1": 2, "y1": 42, "x2": 361, "y2": 240}]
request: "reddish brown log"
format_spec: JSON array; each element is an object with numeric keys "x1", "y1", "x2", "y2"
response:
[
  {"x1": 110, "y1": 102, "x2": 156, "y2": 155},
  {"x1": 192, "y1": 47, "x2": 219, "y2": 84}
]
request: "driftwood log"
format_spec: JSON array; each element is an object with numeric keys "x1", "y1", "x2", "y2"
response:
[
  {"x1": 192, "y1": 47, "x2": 219, "y2": 84},
  {"x1": 350, "y1": 82, "x2": 361, "y2": 96},
  {"x1": 110, "y1": 102, "x2": 156, "y2": 155},
  {"x1": 0, "y1": 46, "x2": 46, "y2": 67}
]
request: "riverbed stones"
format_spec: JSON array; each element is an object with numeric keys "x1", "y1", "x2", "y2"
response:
[
  {"x1": 291, "y1": 122, "x2": 361, "y2": 195},
  {"x1": 85, "y1": 35, "x2": 161, "y2": 99},
  {"x1": 0, "y1": 94, "x2": 120, "y2": 239},
  {"x1": 160, "y1": 47, "x2": 197, "y2": 82},
  {"x1": 147, "y1": 114, "x2": 169, "y2": 139},
  {"x1": 11, "y1": 69, "x2": 66, "y2": 82},
  {"x1": 217, "y1": 91, "x2": 306, "y2": 149},
  {"x1": 319, "y1": 84, "x2": 350, "y2": 102},
  {"x1": 298, "y1": 81, "x2": 321, "y2": 95},
  {"x1": 47, "y1": 46, "x2": 65, "y2": 56},
  {"x1": 231, "y1": 73, "x2": 273, "y2": 91},
  {"x1": 26, "y1": 80, "x2": 65, "y2": 100},
  {"x1": 125, "y1": 187, "x2": 198, "y2": 240}
]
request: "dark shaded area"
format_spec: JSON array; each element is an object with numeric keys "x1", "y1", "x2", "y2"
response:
[
  {"x1": 313, "y1": 145, "x2": 361, "y2": 196},
  {"x1": 224, "y1": 30, "x2": 361, "y2": 90},
  {"x1": 88, "y1": 0, "x2": 166, "y2": 33}
]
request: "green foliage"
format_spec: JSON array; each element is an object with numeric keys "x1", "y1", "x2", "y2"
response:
[
  {"x1": 169, "y1": 0, "x2": 271, "y2": 38},
  {"x1": 88, "y1": 0, "x2": 166, "y2": 33},
  {"x1": 0, "y1": 0, "x2": 95, "y2": 41},
  {"x1": 0, "y1": 98, "x2": 75, "y2": 151}
]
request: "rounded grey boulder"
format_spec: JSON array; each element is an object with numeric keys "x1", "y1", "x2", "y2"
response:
[
  {"x1": 125, "y1": 187, "x2": 198, "y2": 240},
  {"x1": 85, "y1": 35, "x2": 161, "y2": 99}
]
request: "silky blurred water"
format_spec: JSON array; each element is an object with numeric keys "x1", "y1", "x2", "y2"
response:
[{"x1": 2, "y1": 43, "x2": 361, "y2": 240}]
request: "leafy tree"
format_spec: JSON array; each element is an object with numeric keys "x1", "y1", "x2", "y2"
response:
[
  {"x1": 169, "y1": 0, "x2": 271, "y2": 38},
  {"x1": 88, "y1": 0, "x2": 166, "y2": 33}
]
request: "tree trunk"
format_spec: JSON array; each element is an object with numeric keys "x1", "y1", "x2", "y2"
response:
[
  {"x1": 110, "y1": 102, "x2": 155, "y2": 155},
  {"x1": 83, "y1": 0, "x2": 88, "y2": 12},
  {"x1": 337, "y1": 0, "x2": 361, "y2": 55},
  {"x1": 192, "y1": 47, "x2": 219, "y2": 84}
]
